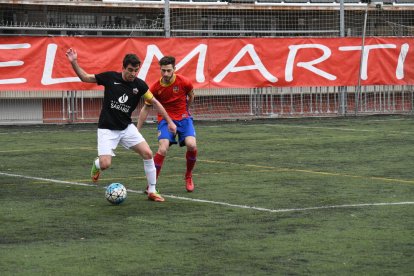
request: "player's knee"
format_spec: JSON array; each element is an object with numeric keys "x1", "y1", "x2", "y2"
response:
[
  {"x1": 187, "y1": 142, "x2": 197, "y2": 152},
  {"x1": 158, "y1": 147, "x2": 168, "y2": 156},
  {"x1": 141, "y1": 150, "x2": 153, "y2": 160},
  {"x1": 158, "y1": 141, "x2": 170, "y2": 156},
  {"x1": 185, "y1": 137, "x2": 197, "y2": 151}
]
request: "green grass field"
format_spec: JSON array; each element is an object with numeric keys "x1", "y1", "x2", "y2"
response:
[{"x1": 1, "y1": 115, "x2": 413, "y2": 275}]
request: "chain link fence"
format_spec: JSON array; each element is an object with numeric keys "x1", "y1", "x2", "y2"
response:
[{"x1": 0, "y1": 1, "x2": 413, "y2": 124}]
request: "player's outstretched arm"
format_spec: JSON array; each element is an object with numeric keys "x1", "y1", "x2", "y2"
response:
[
  {"x1": 151, "y1": 98, "x2": 177, "y2": 134},
  {"x1": 137, "y1": 104, "x2": 150, "y2": 130},
  {"x1": 66, "y1": 48, "x2": 96, "y2": 83}
]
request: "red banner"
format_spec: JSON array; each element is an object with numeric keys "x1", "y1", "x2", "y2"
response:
[{"x1": 0, "y1": 36, "x2": 413, "y2": 91}]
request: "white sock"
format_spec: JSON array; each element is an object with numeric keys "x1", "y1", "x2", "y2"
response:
[
  {"x1": 94, "y1": 158, "x2": 100, "y2": 169},
  {"x1": 143, "y1": 159, "x2": 157, "y2": 193}
]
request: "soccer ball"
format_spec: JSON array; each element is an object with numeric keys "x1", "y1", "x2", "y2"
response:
[{"x1": 105, "y1": 183, "x2": 127, "y2": 205}]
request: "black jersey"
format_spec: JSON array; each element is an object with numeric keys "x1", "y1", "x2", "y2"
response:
[{"x1": 95, "y1": 71, "x2": 148, "y2": 130}]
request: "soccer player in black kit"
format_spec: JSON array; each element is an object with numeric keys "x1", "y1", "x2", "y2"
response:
[{"x1": 66, "y1": 48, "x2": 176, "y2": 202}]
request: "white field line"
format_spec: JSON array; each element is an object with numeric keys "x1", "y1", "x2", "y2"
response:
[
  {"x1": 261, "y1": 124, "x2": 414, "y2": 135},
  {"x1": 2, "y1": 171, "x2": 413, "y2": 214},
  {"x1": 0, "y1": 172, "x2": 96, "y2": 187},
  {"x1": 1, "y1": 119, "x2": 413, "y2": 136},
  {"x1": 0, "y1": 130, "x2": 92, "y2": 135}
]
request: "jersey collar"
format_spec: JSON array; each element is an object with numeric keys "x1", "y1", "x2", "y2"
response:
[{"x1": 160, "y1": 74, "x2": 176, "y2": 87}]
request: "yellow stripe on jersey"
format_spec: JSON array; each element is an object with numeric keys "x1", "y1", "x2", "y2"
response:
[{"x1": 143, "y1": 90, "x2": 154, "y2": 105}]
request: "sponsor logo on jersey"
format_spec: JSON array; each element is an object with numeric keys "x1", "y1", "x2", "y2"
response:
[
  {"x1": 109, "y1": 94, "x2": 131, "y2": 113},
  {"x1": 111, "y1": 101, "x2": 130, "y2": 113},
  {"x1": 132, "y1": 88, "x2": 139, "y2": 94},
  {"x1": 118, "y1": 94, "x2": 128, "y2": 104}
]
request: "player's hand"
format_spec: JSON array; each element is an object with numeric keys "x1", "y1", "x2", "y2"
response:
[
  {"x1": 66, "y1": 48, "x2": 78, "y2": 62},
  {"x1": 168, "y1": 122, "x2": 177, "y2": 134}
]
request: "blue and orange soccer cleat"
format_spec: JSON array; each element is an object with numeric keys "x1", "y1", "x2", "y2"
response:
[{"x1": 90, "y1": 158, "x2": 100, "y2": 183}]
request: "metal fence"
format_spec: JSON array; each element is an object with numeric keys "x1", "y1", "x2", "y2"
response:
[
  {"x1": 1, "y1": 86, "x2": 412, "y2": 124},
  {"x1": 0, "y1": 1, "x2": 413, "y2": 124},
  {"x1": 2, "y1": 1, "x2": 414, "y2": 37}
]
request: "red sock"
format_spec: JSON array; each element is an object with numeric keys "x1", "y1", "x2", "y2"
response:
[
  {"x1": 154, "y1": 153, "x2": 165, "y2": 179},
  {"x1": 185, "y1": 150, "x2": 197, "y2": 178}
]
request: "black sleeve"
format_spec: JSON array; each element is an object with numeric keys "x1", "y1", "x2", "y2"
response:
[
  {"x1": 138, "y1": 79, "x2": 149, "y2": 95},
  {"x1": 95, "y1": 71, "x2": 113, "y2": 86}
]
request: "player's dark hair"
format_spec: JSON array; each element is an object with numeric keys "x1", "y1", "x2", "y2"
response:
[
  {"x1": 123, "y1": 54, "x2": 141, "y2": 68},
  {"x1": 159, "y1": 56, "x2": 175, "y2": 67}
]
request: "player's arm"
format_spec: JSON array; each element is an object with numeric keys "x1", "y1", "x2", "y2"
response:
[
  {"x1": 66, "y1": 48, "x2": 96, "y2": 83},
  {"x1": 137, "y1": 90, "x2": 154, "y2": 130},
  {"x1": 187, "y1": 90, "x2": 195, "y2": 109},
  {"x1": 137, "y1": 103, "x2": 151, "y2": 131},
  {"x1": 142, "y1": 91, "x2": 177, "y2": 134}
]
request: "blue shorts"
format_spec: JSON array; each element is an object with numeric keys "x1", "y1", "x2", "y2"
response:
[{"x1": 158, "y1": 117, "x2": 196, "y2": 147}]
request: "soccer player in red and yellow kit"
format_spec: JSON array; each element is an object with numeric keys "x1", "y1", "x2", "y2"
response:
[{"x1": 138, "y1": 56, "x2": 197, "y2": 192}]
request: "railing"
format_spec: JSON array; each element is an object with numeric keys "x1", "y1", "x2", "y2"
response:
[
  {"x1": 0, "y1": 1, "x2": 413, "y2": 124},
  {"x1": 0, "y1": 86, "x2": 412, "y2": 124}
]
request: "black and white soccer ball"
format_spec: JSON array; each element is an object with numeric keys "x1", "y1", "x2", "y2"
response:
[{"x1": 105, "y1": 183, "x2": 127, "y2": 205}]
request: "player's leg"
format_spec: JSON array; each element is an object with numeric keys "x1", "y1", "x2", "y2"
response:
[
  {"x1": 154, "y1": 139, "x2": 170, "y2": 179},
  {"x1": 183, "y1": 136, "x2": 197, "y2": 192},
  {"x1": 91, "y1": 155, "x2": 112, "y2": 182},
  {"x1": 178, "y1": 118, "x2": 197, "y2": 192},
  {"x1": 131, "y1": 141, "x2": 164, "y2": 202},
  {"x1": 92, "y1": 129, "x2": 118, "y2": 182},
  {"x1": 122, "y1": 124, "x2": 164, "y2": 202},
  {"x1": 154, "y1": 119, "x2": 177, "y2": 180},
  {"x1": 90, "y1": 157, "x2": 101, "y2": 183},
  {"x1": 184, "y1": 136, "x2": 197, "y2": 178}
]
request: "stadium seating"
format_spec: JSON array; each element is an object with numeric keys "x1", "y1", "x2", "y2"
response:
[
  {"x1": 253, "y1": 0, "x2": 385, "y2": 3},
  {"x1": 98, "y1": 0, "x2": 414, "y2": 3},
  {"x1": 256, "y1": 0, "x2": 361, "y2": 3},
  {"x1": 283, "y1": 0, "x2": 310, "y2": 3},
  {"x1": 192, "y1": 0, "x2": 225, "y2": 2},
  {"x1": 229, "y1": 0, "x2": 256, "y2": 3},
  {"x1": 181, "y1": 0, "x2": 414, "y2": 3},
  {"x1": 309, "y1": 0, "x2": 338, "y2": 3},
  {"x1": 237, "y1": 0, "x2": 413, "y2": 3},
  {"x1": 255, "y1": 0, "x2": 284, "y2": 3},
  {"x1": 100, "y1": 0, "x2": 414, "y2": 3},
  {"x1": 395, "y1": 0, "x2": 414, "y2": 3},
  {"x1": 337, "y1": 0, "x2": 363, "y2": 3}
]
